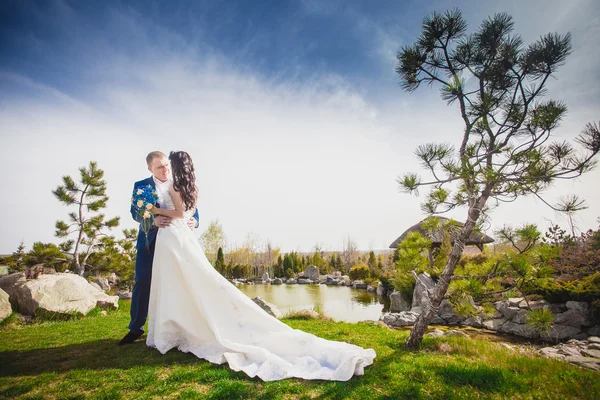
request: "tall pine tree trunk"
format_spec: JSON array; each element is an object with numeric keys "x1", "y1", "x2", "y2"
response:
[{"x1": 405, "y1": 190, "x2": 490, "y2": 348}]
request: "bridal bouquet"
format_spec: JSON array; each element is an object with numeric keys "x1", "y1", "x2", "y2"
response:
[{"x1": 132, "y1": 184, "x2": 158, "y2": 246}]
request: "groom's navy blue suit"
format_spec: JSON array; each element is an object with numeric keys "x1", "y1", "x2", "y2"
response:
[{"x1": 128, "y1": 176, "x2": 199, "y2": 335}]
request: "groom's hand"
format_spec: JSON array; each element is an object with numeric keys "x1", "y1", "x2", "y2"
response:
[
  {"x1": 154, "y1": 215, "x2": 172, "y2": 228},
  {"x1": 187, "y1": 217, "x2": 197, "y2": 230}
]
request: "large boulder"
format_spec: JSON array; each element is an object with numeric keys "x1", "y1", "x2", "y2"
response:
[
  {"x1": 411, "y1": 272, "x2": 436, "y2": 312},
  {"x1": 251, "y1": 296, "x2": 283, "y2": 319},
  {"x1": 352, "y1": 280, "x2": 368, "y2": 290},
  {"x1": 11, "y1": 273, "x2": 118, "y2": 316},
  {"x1": 0, "y1": 288, "x2": 11, "y2": 322},
  {"x1": 554, "y1": 309, "x2": 588, "y2": 329},
  {"x1": 261, "y1": 272, "x2": 271, "y2": 282},
  {"x1": 0, "y1": 272, "x2": 26, "y2": 305},
  {"x1": 494, "y1": 301, "x2": 520, "y2": 319},
  {"x1": 272, "y1": 278, "x2": 282, "y2": 285},
  {"x1": 500, "y1": 321, "x2": 539, "y2": 339},
  {"x1": 437, "y1": 299, "x2": 460, "y2": 325},
  {"x1": 389, "y1": 291, "x2": 411, "y2": 313},
  {"x1": 298, "y1": 278, "x2": 311, "y2": 284},
  {"x1": 92, "y1": 278, "x2": 110, "y2": 291},
  {"x1": 540, "y1": 325, "x2": 581, "y2": 342},
  {"x1": 380, "y1": 311, "x2": 419, "y2": 327},
  {"x1": 482, "y1": 318, "x2": 507, "y2": 331},
  {"x1": 303, "y1": 266, "x2": 320, "y2": 281}
]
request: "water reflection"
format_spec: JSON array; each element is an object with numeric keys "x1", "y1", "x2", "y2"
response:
[{"x1": 237, "y1": 284, "x2": 390, "y2": 323}]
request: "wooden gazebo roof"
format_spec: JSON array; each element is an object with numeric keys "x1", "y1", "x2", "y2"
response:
[{"x1": 389, "y1": 217, "x2": 494, "y2": 251}]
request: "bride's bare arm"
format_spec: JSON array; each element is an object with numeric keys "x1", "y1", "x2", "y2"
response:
[{"x1": 152, "y1": 187, "x2": 186, "y2": 219}]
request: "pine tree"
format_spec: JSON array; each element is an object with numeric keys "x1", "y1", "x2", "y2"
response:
[{"x1": 215, "y1": 247, "x2": 225, "y2": 275}]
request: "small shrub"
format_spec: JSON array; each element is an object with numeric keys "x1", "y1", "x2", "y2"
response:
[
  {"x1": 349, "y1": 264, "x2": 370, "y2": 281},
  {"x1": 392, "y1": 271, "x2": 416, "y2": 295},
  {"x1": 525, "y1": 307, "x2": 554, "y2": 333}
]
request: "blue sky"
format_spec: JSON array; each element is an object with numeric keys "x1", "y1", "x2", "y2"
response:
[{"x1": 1, "y1": 0, "x2": 599, "y2": 254}]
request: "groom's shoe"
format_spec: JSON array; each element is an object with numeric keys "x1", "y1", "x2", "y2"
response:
[{"x1": 118, "y1": 331, "x2": 143, "y2": 346}]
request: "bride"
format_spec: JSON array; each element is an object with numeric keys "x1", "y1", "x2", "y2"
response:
[{"x1": 147, "y1": 151, "x2": 376, "y2": 382}]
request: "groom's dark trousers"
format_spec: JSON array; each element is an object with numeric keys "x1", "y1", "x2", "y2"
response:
[{"x1": 128, "y1": 176, "x2": 199, "y2": 335}]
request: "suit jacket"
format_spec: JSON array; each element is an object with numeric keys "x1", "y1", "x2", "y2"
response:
[{"x1": 131, "y1": 176, "x2": 199, "y2": 250}]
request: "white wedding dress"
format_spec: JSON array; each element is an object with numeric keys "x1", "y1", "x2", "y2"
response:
[{"x1": 146, "y1": 190, "x2": 376, "y2": 381}]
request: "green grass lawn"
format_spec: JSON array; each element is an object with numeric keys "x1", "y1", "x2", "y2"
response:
[{"x1": 1, "y1": 301, "x2": 598, "y2": 400}]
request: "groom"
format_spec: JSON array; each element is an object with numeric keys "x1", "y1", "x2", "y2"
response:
[{"x1": 119, "y1": 151, "x2": 199, "y2": 345}]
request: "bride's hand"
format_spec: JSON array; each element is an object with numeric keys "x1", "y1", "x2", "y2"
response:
[{"x1": 151, "y1": 205, "x2": 162, "y2": 215}]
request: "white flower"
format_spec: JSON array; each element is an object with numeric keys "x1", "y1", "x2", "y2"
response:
[
  {"x1": 143, "y1": 211, "x2": 151, "y2": 219},
  {"x1": 145, "y1": 203, "x2": 153, "y2": 210},
  {"x1": 137, "y1": 200, "x2": 144, "y2": 208},
  {"x1": 137, "y1": 189, "x2": 143, "y2": 195}
]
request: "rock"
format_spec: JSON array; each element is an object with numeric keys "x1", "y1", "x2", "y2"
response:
[
  {"x1": 272, "y1": 278, "x2": 282, "y2": 285},
  {"x1": 462, "y1": 316, "x2": 483, "y2": 328},
  {"x1": 100, "y1": 310, "x2": 107, "y2": 316},
  {"x1": 539, "y1": 347, "x2": 566, "y2": 360},
  {"x1": 381, "y1": 311, "x2": 419, "y2": 327},
  {"x1": 507, "y1": 297, "x2": 524, "y2": 307},
  {"x1": 303, "y1": 266, "x2": 320, "y2": 281},
  {"x1": 540, "y1": 325, "x2": 581, "y2": 342},
  {"x1": 92, "y1": 278, "x2": 110, "y2": 291},
  {"x1": 500, "y1": 321, "x2": 540, "y2": 339},
  {"x1": 445, "y1": 330, "x2": 469, "y2": 338},
  {"x1": 554, "y1": 309, "x2": 587, "y2": 328},
  {"x1": 117, "y1": 290, "x2": 132, "y2": 299},
  {"x1": 251, "y1": 296, "x2": 283, "y2": 319},
  {"x1": 0, "y1": 288, "x2": 11, "y2": 322},
  {"x1": 298, "y1": 278, "x2": 311, "y2": 284},
  {"x1": 528, "y1": 300, "x2": 549, "y2": 310},
  {"x1": 336, "y1": 280, "x2": 345, "y2": 286},
  {"x1": 438, "y1": 300, "x2": 461, "y2": 325},
  {"x1": 564, "y1": 356, "x2": 600, "y2": 370},
  {"x1": 107, "y1": 273, "x2": 119, "y2": 284},
  {"x1": 582, "y1": 349, "x2": 600, "y2": 359},
  {"x1": 89, "y1": 282, "x2": 103, "y2": 292},
  {"x1": 332, "y1": 271, "x2": 342, "y2": 278},
  {"x1": 411, "y1": 273, "x2": 436, "y2": 311},
  {"x1": 345, "y1": 280, "x2": 354, "y2": 287},
  {"x1": 376, "y1": 282, "x2": 386, "y2": 296},
  {"x1": 512, "y1": 309, "x2": 529, "y2": 324},
  {"x1": 427, "y1": 329, "x2": 445, "y2": 338},
  {"x1": 352, "y1": 280, "x2": 368, "y2": 290},
  {"x1": 587, "y1": 326, "x2": 600, "y2": 336},
  {"x1": 261, "y1": 272, "x2": 270, "y2": 282},
  {"x1": 566, "y1": 301, "x2": 589, "y2": 314},
  {"x1": 12, "y1": 273, "x2": 118, "y2": 315},
  {"x1": 588, "y1": 336, "x2": 600, "y2": 344},
  {"x1": 502, "y1": 343, "x2": 516, "y2": 351},
  {"x1": 574, "y1": 333, "x2": 588, "y2": 341},
  {"x1": 0, "y1": 272, "x2": 26, "y2": 302},
  {"x1": 431, "y1": 315, "x2": 446, "y2": 324},
  {"x1": 483, "y1": 318, "x2": 507, "y2": 331},
  {"x1": 367, "y1": 286, "x2": 376, "y2": 292},
  {"x1": 390, "y1": 291, "x2": 411, "y2": 313},
  {"x1": 589, "y1": 343, "x2": 600, "y2": 350},
  {"x1": 494, "y1": 301, "x2": 520, "y2": 319},
  {"x1": 549, "y1": 303, "x2": 567, "y2": 314}
]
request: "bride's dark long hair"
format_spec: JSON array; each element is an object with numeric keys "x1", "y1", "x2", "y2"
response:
[{"x1": 169, "y1": 151, "x2": 198, "y2": 211}]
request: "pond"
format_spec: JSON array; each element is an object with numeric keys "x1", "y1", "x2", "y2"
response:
[{"x1": 236, "y1": 283, "x2": 391, "y2": 323}]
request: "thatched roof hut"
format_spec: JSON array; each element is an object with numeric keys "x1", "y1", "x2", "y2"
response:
[{"x1": 389, "y1": 217, "x2": 494, "y2": 251}]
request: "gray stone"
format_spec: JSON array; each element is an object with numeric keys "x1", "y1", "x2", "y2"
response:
[
  {"x1": 298, "y1": 278, "x2": 311, "y2": 284},
  {"x1": 494, "y1": 301, "x2": 520, "y2": 319},
  {"x1": 564, "y1": 356, "x2": 600, "y2": 370},
  {"x1": 483, "y1": 318, "x2": 507, "y2": 331},
  {"x1": 0, "y1": 272, "x2": 26, "y2": 303},
  {"x1": 507, "y1": 297, "x2": 524, "y2": 307},
  {"x1": 528, "y1": 300, "x2": 549, "y2": 310},
  {"x1": 367, "y1": 286, "x2": 376, "y2": 292},
  {"x1": 352, "y1": 280, "x2": 368, "y2": 290},
  {"x1": 438, "y1": 300, "x2": 460, "y2": 325},
  {"x1": 427, "y1": 329, "x2": 445, "y2": 338},
  {"x1": 411, "y1": 273, "x2": 436, "y2": 311},
  {"x1": 252, "y1": 296, "x2": 283, "y2": 319},
  {"x1": 336, "y1": 280, "x2": 345, "y2": 286},
  {"x1": 286, "y1": 279, "x2": 297, "y2": 284},
  {"x1": 556, "y1": 345, "x2": 582, "y2": 357},
  {"x1": 272, "y1": 278, "x2": 282, "y2": 285},
  {"x1": 89, "y1": 282, "x2": 103, "y2": 292},
  {"x1": 389, "y1": 291, "x2": 411, "y2": 313},
  {"x1": 540, "y1": 325, "x2": 581, "y2": 342},
  {"x1": 0, "y1": 288, "x2": 11, "y2": 322},
  {"x1": 500, "y1": 321, "x2": 540, "y2": 339},
  {"x1": 376, "y1": 282, "x2": 387, "y2": 296},
  {"x1": 92, "y1": 278, "x2": 110, "y2": 291},
  {"x1": 12, "y1": 273, "x2": 118, "y2": 315},
  {"x1": 381, "y1": 311, "x2": 419, "y2": 327},
  {"x1": 589, "y1": 344, "x2": 600, "y2": 350},
  {"x1": 345, "y1": 280, "x2": 354, "y2": 287},
  {"x1": 261, "y1": 272, "x2": 271, "y2": 282},
  {"x1": 117, "y1": 290, "x2": 132, "y2": 299},
  {"x1": 431, "y1": 314, "x2": 446, "y2": 324},
  {"x1": 107, "y1": 273, "x2": 119, "y2": 284},
  {"x1": 462, "y1": 316, "x2": 483, "y2": 328},
  {"x1": 554, "y1": 309, "x2": 587, "y2": 328},
  {"x1": 549, "y1": 303, "x2": 567, "y2": 314},
  {"x1": 512, "y1": 309, "x2": 529, "y2": 324},
  {"x1": 445, "y1": 330, "x2": 469, "y2": 338},
  {"x1": 303, "y1": 266, "x2": 320, "y2": 281},
  {"x1": 588, "y1": 336, "x2": 600, "y2": 344},
  {"x1": 581, "y1": 349, "x2": 600, "y2": 359},
  {"x1": 566, "y1": 301, "x2": 589, "y2": 314},
  {"x1": 540, "y1": 347, "x2": 566, "y2": 360}
]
